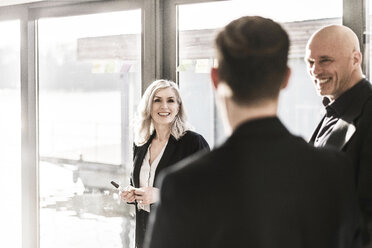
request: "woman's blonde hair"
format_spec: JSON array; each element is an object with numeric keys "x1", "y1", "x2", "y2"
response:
[{"x1": 134, "y1": 79, "x2": 191, "y2": 145}]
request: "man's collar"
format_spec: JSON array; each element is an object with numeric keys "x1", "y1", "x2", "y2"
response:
[{"x1": 322, "y1": 79, "x2": 366, "y2": 117}]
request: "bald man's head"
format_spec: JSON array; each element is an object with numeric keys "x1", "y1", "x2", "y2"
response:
[
  {"x1": 308, "y1": 25, "x2": 360, "y2": 55},
  {"x1": 305, "y1": 25, "x2": 364, "y2": 100}
]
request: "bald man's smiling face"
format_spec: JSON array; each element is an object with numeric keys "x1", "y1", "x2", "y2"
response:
[{"x1": 305, "y1": 28, "x2": 360, "y2": 101}]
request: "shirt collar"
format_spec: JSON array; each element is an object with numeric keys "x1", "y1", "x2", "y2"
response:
[{"x1": 322, "y1": 79, "x2": 366, "y2": 117}]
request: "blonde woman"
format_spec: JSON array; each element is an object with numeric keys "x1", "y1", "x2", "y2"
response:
[{"x1": 120, "y1": 79, "x2": 209, "y2": 248}]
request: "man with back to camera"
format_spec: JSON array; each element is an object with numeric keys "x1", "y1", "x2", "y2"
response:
[
  {"x1": 306, "y1": 25, "x2": 372, "y2": 247},
  {"x1": 144, "y1": 16, "x2": 359, "y2": 248}
]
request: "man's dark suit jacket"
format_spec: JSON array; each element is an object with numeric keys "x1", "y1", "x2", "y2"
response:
[
  {"x1": 145, "y1": 117, "x2": 359, "y2": 248},
  {"x1": 131, "y1": 130, "x2": 209, "y2": 248},
  {"x1": 310, "y1": 79, "x2": 372, "y2": 246}
]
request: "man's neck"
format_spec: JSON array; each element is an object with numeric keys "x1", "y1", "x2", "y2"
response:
[
  {"x1": 226, "y1": 98, "x2": 278, "y2": 133},
  {"x1": 329, "y1": 75, "x2": 364, "y2": 101}
]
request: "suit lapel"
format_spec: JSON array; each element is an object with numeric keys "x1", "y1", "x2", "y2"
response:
[
  {"x1": 132, "y1": 135, "x2": 154, "y2": 188},
  {"x1": 154, "y1": 136, "x2": 177, "y2": 180},
  {"x1": 133, "y1": 134, "x2": 178, "y2": 187},
  {"x1": 311, "y1": 80, "x2": 372, "y2": 150},
  {"x1": 324, "y1": 119, "x2": 356, "y2": 150},
  {"x1": 325, "y1": 81, "x2": 372, "y2": 150},
  {"x1": 309, "y1": 116, "x2": 325, "y2": 144}
]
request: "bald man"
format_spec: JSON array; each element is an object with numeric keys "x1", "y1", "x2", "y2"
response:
[{"x1": 306, "y1": 25, "x2": 372, "y2": 247}]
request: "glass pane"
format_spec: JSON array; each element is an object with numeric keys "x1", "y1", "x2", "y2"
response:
[
  {"x1": 178, "y1": 0, "x2": 342, "y2": 146},
  {"x1": 0, "y1": 20, "x2": 21, "y2": 248},
  {"x1": 38, "y1": 10, "x2": 141, "y2": 248}
]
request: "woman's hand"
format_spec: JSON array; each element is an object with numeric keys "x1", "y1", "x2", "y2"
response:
[
  {"x1": 134, "y1": 187, "x2": 159, "y2": 205},
  {"x1": 120, "y1": 187, "x2": 136, "y2": 203}
]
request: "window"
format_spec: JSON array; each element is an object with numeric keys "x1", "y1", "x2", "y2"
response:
[
  {"x1": 0, "y1": 20, "x2": 21, "y2": 248},
  {"x1": 0, "y1": 1, "x2": 365, "y2": 247},
  {"x1": 177, "y1": 0, "x2": 342, "y2": 146},
  {"x1": 38, "y1": 10, "x2": 141, "y2": 248}
]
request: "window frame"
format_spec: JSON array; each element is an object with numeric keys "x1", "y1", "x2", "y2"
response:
[{"x1": 343, "y1": 0, "x2": 369, "y2": 75}]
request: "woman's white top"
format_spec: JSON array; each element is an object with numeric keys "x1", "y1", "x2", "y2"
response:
[{"x1": 138, "y1": 142, "x2": 167, "y2": 212}]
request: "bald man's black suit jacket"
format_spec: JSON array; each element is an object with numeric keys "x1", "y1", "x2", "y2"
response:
[
  {"x1": 310, "y1": 79, "x2": 372, "y2": 246},
  {"x1": 145, "y1": 117, "x2": 359, "y2": 248}
]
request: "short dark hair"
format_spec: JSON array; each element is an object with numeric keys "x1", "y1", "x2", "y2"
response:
[{"x1": 215, "y1": 16, "x2": 289, "y2": 104}]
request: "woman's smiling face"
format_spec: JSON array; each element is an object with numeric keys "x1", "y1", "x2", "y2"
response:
[{"x1": 151, "y1": 87, "x2": 179, "y2": 127}]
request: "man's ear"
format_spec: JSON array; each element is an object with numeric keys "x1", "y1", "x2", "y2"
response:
[
  {"x1": 352, "y1": 50, "x2": 362, "y2": 67},
  {"x1": 281, "y1": 67, "x2": 291, "y2": 90},
  {"x1": 211, "y1": 67, "x2": 219, "y2": 90}
]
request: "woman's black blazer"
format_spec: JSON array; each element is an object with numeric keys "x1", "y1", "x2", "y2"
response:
[
  {"x1": 131, "y1": 130, "x2": 210, "y2": 189},
  {"x1": 130, "y1": 130, "x2": 209, "y2": 248}
]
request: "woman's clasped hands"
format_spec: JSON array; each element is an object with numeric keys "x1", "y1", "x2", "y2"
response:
[{"x1": 120, "y1": 186, "x2": 159, "y2": 205}]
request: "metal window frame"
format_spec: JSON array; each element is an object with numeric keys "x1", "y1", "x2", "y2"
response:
[
  {"x1": 0, "y1": 5, "x2": 39, "y2": 248},
  {"x1": 343, "y1": 0, "x2": 369, "y2": 76}
]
